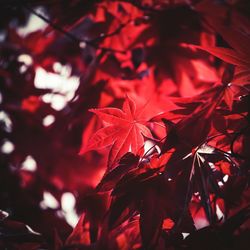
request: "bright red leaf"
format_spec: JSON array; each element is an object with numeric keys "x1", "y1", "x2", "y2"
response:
[{"x1": 80, "y1": 96, "x2": 153, "y2": 168}]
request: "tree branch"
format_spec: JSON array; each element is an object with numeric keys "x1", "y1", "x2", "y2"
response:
[{"x1": 22, "y1": 3, "x2": 127, "y2": 54}]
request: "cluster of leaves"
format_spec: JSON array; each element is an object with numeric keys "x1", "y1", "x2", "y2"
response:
[{"x1": 0, "y1": 0, "x2": 250, "y2": 249}]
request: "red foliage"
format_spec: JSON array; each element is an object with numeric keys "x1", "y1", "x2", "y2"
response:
[{"x1": 0, "y1": 0, "x2": 250, "y2": 250}]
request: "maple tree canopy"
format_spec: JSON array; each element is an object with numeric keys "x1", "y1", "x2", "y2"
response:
[{"x1": 0, "y1": 1, "x2": 249, "y2": 250}]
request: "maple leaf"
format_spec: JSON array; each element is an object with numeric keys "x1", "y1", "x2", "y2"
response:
[
  {"x1": 80, "y1": 96, "x2": 152, "y2": 168},
  {"x1": 96, "y1": 152, "x2": 140, "y2": 192},
  {"x1": 65, "y1": 213, "x2": 90, "y2": 246},
  {"x1": 190, "y1": 13, "x2": 250, "y2": 85}
]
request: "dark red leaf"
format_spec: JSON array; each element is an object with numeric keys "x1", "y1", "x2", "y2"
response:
[{"x1": 96, "y1": 152, "x2": 139, "y2": 192}]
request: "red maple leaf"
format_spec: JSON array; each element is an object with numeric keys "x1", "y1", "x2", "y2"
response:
[
  {"x1": 189, "y1": 12, "x2": 250, "y2": 85},
  {"x1": 80, "y1": 96, "x2": 152, "y2": 168}
]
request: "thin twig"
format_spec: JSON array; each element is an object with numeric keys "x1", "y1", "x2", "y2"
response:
[
  {"x1": 90, "y1": 18, "x2": 131, "y2": 43},
  {"x1": 22, "y1": 4, "x2": 127, "y2": 54},
  {"x1": 23, "y1": 4, "x2": 81, "y2": 43}
]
